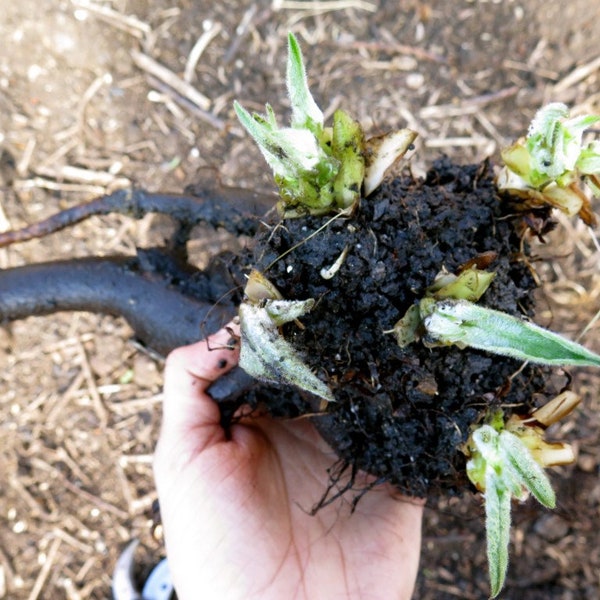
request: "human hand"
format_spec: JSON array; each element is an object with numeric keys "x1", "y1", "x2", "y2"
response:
[{"x1": 154, "y1": 326, "x2": 423, "y2": 600}]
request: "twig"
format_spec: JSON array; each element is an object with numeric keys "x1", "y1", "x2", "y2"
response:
[
  {"x1": 118, "y1": 453, "x2": 154, "y2": 465},
  {"x1": 474, "y1": 110, "x2": 506, "y2": 148},
  {"x1": 30, "y1": 457, "x2": 129, "y2": 519},
  {"x1": 113, "y1": 458, "x2": 136, "y2": 514},
  {"x1": 425, "y1": 136, "x2": 493, "y2": 148},
  {"x1": 9, "y1": 474, "x2": 48, "y2": 518},
  {"x1": 16, "y1": 137, "x2": 36, "y2": 177},
  {"x1": 184, "y1": 22, "x2": 223, "y2": 83},
  {"x1": 0, "y1": 186, "x2": 272, "y2": 248},
  {"x1": 577, "y1": 306, "x2": 600, "y2": 343},
  {"x1": 108, "y1": 394, "x2": 164, "y2": 414},
  {"x1": 71, "y1": 0, "x2": 151, "y2": 39},
  {"x1": 35, "y1": 165, "x2": 129, "y2": 188},
  {"x1": 46, "y1": 374, "x2": 86, "y2": 427},
  {"x1": 419, "y1": 86, "x2": 519, "y2": 119},
  {"x1": 502, "y1": 58, "x2": 558, "y2": 81},
  {"x1": 27, "y1": 537, "x2": 62, "y2": 600},
  {"x1": 13, "y1": 334, "x2": 95, "y2": 361},
  {"x1": 329, "y1": 39, "x2": 446, "y2": 64},
  {"x1": 273, "y1": 0, "x2": 377, "y2": 12},
  {"x1": 0, "y1": 545, "x2": 16, "y2": 592},
  {"x1": 131, "y1": 49, "x2": 211, "y2": 111},
  {"x1": 554, "y1": 54, "x2": 600, "y2": 93},
  {"x1": 13, "y1": 177, "x2": 107, "y2": 195},
  {"x1": 223, "y1": 5, "x2": 258, "y2": 64},
  {"x1": 145, "y1": 76, "x2": 225, "y2": 130},
  {"x1": 37, "y1": 139, "x2": 79, "y2": 171},
  {"x1": 51, "y1": 528, "x2": 94, "y2": 555},
  {"x1": 0, "y1": 202, "x2": 10, "y2": 233},
  {"x1": 73, "y1": 556, "x2": 98, "y2": 585},
  {"x1": 130, "y1": 491, "x2": 158, "y2": 514},
  {"x1": 76, "y1": 72, "x2": 113, "y2": 138}
]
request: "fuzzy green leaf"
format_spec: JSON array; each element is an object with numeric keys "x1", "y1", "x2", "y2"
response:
[
  {"x1": 234, "y1": 99, "x2": 338, "y2": 211},
  {"x1": 498, "y1": 102, "x2": 600, "y2": 223},
  {"x1": 484, "y1": 470, "x2": 511, "y2": 598},
  {"x1": 525, "y1": 103, "x2": 599, "y2": 181},
  {"x1": 577, "y1": 141, "x2": 600, "y2": 175},
  {"x1": 286, "y1": 32, "x2": 323, "y2": 132},
  {"x1": 238, "y1": 300, "x2": 334, "y2": 403},
  {"x1": 500, "y1": 430, "x2": 556, "y2": 508},
  {"x1": 422, "y1": 299, "x2": 600, "y2": 367},
  {"x1": 233, "y1": 101, "x2": 289, "y2": 177},
  {"x1": 468, "y1": 422, "x2": 560, "y2": 598}
]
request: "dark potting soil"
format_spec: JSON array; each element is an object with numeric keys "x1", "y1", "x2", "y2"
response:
[{"x1": 247, "y1": 158, "x2": 556, "y2": 498}]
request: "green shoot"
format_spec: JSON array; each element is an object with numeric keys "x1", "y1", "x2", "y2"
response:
[
  {"x1": 238, "y1": 297, "x2": 334, "y2": 404},
  {"x1": 391, "y1": 266, "x2": 600, "y2": 368},
  {"x1": 393, "y1": 264, "x2": 591, "y2": 597},
  {"x1": 465, "y1": 413, "x2": 562, "y2": 598},
  {"x1": 234, "y1": 32, "x2": 415, "y2": 216},
  {"x1": 421, "y1": 298, "x2": 600, "y2": 367},
  {"x1": 286, "y1": 32, "x2": 324, "y2": 132},
  {"x1": 497, "y1": 102, "x2": 600, "y2": 225},
  {"x1": 238, "y1": 271, "x2": 334, "y2": 404}
]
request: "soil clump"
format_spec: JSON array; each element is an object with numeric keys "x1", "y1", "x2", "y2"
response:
[{"x1": 249, "y1": 158, "x2": 554, "y2": 498}]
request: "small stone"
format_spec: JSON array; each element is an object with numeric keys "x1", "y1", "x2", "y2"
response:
[
  {"x1": 577, "y1": 453, "x2": 596, "y2": 473},
  {"x1": 406, "y1": 72, "x2": 425, "y2": 90},
  {"x1": 533, "y1": 513, "x2": 570, "y2": 542}
]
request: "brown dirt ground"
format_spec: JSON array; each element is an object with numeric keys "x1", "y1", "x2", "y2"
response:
[{"x1": 0, "y1": 1, "x2": 599, "y2": 598}]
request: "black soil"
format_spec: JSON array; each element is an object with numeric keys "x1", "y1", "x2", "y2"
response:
[{"x1": 249, "y1": 158, "x2": 556, "y2": 498}]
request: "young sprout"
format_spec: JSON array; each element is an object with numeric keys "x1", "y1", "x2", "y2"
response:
[
  {"x1": 421, "y1": 299, "x2": 600, "y2": 367},
  {"x1": 238, "y1": 270, "x2": 334, "y2": 405},
  {"x1": 391, "y1": 264, "x2": 600, "y2": 368},
  {"x1": 464, "y1": 397, "x2": 579, "y2": 598},
  {"x1": 497, "y1": 102, "x2": 600, "y2": 225},
  {"x1": 390, "y1": 266, "x2": 494, "y2": 347},
  {"x1": 392, "y1": 265, "x2": 594, "y2": 596},
  {"x1": 234, "y1": 33, "x2": 416, "y2": 217}
]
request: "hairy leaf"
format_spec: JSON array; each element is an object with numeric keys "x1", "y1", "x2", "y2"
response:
[
  {"x1": 500, "y1": 430, "x2": 556, "y2": 508},
  {"x1": 484, "y1": 471, "x2": 511, "y2": 598},
  {"x1": 423, "y1": 299, "x2": 600, "y2": 366},
  {"x1": 238, "y1": 301, "x2": 334, "y2": 403},
  {"x1": 286, "y1": 32, "x2": 323, "y2": 132}
]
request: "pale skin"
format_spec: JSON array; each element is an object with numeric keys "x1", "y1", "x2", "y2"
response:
[{"x1": 154, "y1": 325, "x2": 424, "y2": 600}]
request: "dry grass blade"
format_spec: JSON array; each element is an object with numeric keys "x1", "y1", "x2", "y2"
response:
[
  {"x1": 419, "y1": 87, "x2": 519, "y2": 119},
  {"x1": 131, "y1": 50, "x2": 211, "y2": 111},
  {"x1": 183, "y1": 22, "x2": 223, "y2": 83},
  {"x1": 34, "y1": 165, "x2": 130, "y2": 189},
  {"x1": 554, "y1": 54, "x2": 600, "y2": 93},
  {"x1": 71, "y1": 0, "x2": 151, "y2": 38},
  {"x1": 26, "y1": 537, "x2": 62, "y2": 600},
  {"x1": 273, "y1": 0, "x2": 377, "y2": 12},
  {"x1": 13, "y1": 178, "x2": 108, "y2": 195}
]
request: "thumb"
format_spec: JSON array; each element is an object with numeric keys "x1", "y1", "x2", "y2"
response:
[{"x1": 156, "y1": 324, "x2": 240, "y2": 463}]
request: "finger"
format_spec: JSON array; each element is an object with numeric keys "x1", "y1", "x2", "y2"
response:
[{"x1": 159, "y1": 324, "x2": 240, "y2": 449}]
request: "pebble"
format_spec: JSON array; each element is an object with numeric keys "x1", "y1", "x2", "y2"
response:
[
  {"x1": 406, "y1": 72, "x2": 425, "y2": 90},
  {"x1": 533, "y1": 513, "x2": 570, "y2": 542}
]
